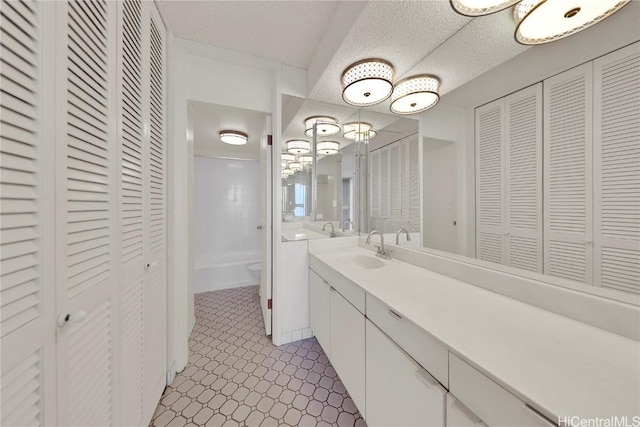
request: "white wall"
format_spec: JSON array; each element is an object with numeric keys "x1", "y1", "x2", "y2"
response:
[
  {"x1": 419, "y1": 103, "x2": 472, "y2": 256},
  {"x1": 167, "y1": 37, "x2": 279, "y2": 372},
  {"x1": 194, "y1": 156, "x2": 261, "y2": 266}
]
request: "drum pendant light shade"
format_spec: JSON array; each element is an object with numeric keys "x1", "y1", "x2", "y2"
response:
[
  {"x1": 514, "y1": 0, "x2": 631, "y2": 45},
  {"x1": 450, "y1": 0, "x2": 520, "y2": 16},
  {"x1": 342, "y1": 59, "x2": 394, "y2": 107},
  {"x1": 304, "y1": 116, "x2": 341, "y2": 137},
  {"x1": 317, "y1": 141, "x2": 340, "y2": 155},
  {"x1": 286, "y1": 140, "x2": 311, "y2": 154},
  {"x1": 390, "y1": 75, "x2": 440, "y2": 115},
  {"x1": 343, "y1": 122, "x2": 377, "y2": 142}
]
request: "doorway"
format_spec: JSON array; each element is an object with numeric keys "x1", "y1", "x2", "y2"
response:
[{"x1": 423, "y1": 137, "x2": 459, "y2": 253}]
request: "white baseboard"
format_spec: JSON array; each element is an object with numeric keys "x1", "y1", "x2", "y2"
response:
[{"x1": 166, "y1": 360, "x2": 177, "y2": 386}]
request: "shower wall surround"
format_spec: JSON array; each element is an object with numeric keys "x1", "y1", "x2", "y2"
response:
[{"x1": 194, "y1": 156, "x2": 261, "y2": 292}]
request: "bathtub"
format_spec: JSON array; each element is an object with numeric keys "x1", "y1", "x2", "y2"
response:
[{"x1": 194, "y1": 250, "x2": 260, "y2": 293}]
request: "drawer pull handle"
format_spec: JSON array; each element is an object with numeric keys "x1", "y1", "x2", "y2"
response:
[
  {"x1": 452, "y1": 399, "x2": 482, "y2": 424},
  {"x1": 414, "y1": 368, "x2": 436, "y2": 389},
  {"x1": 388, "y1": 309, "x2": 402, "y2": 320},
  {"x1": 523, "y1": 404, "x2": 556, "y2": 427}
]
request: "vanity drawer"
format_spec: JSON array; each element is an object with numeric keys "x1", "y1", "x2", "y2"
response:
[
  {"x1": 365, "y1": 294, "x2": 448, "y2": 388},
  {"x1": 449, "y1": 354, "x2": 556, "y2": 427}
]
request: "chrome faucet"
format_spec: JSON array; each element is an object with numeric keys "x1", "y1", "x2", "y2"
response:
[
  {"x1": 342, "y1": 219, "x2": 354, "y2": 232},
  {"x1": 322, "y1": 222, "x2": 336, "y2": 238},
  {"x1": 366, "y1": 230, "x2": 391, "y2": 259},
  {"x1": 396, "y1": 228, "x2": 411, "y2": 245}
]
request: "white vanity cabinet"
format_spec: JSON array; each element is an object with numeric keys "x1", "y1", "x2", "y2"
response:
[
  {"x1": 330, "y1": 288, "x2": 366, "y2": 415},
  {"x1": 366, "y1": 319, "x2": 446, "y2": 426},
  {"x1": 446, "y1": 393, "x2": 487, "y2": 427},
  {"x1": 309, "y1": 268, "x2": 366, "y2": 415},
  {"x1": 309, "y1": 269, "x2": 331, "y2": 356}
]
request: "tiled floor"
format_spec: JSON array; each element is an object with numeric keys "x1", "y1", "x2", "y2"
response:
[{"x1": 151, "y1": 286, "x2": 367, "y2": 427}]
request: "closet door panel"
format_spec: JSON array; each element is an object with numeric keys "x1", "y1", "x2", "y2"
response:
[
  {"x1": 504, "y1": 83, "x2": 542, "y2": 273},
  {"x1": 476, "y1": 100, "x2": 505, "y2": 264},
  {"x1": 0, "y1": 1, "x2": 55, "y2": 425},
  {"x1": 55, "y1": 1, "x2": 118, "y2": 425},
  {"x1": 118, "y1": 0, "x2": 145, "y2": 424},
  {"x1": 594, "y1": 42, "x2": 640, "y2": 295},
  {"x1": 143, "y1": 2, "x2": 168, "y2": 421},
  {"x1": 543, "y1": 63, "x2": 593, "y2": 284}
]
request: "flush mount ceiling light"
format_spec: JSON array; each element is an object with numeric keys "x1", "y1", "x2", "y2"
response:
[
  {"x1": 299, "y1": 155, "x2": 313, "y2": 164},
  {"x1": 281, "y1": 153, "x2": 296, "y2": 162},
  {"x1": 282, "y1": 168, "x2": 294, "y2": 177},
  {"x1": 342, "y1": 59, "x2": 394, "y2": 107},
  {"x1": 450, "y1": 0, "x2": 520, "y2": 16},
  {"x1": 450, "y1": 0, "x2": 630, "y2": 45},
  {"x1": 289, "y1": 162, "x2": 303, "y2": 171},
  {"x1": 514, "y1": 0, "x2": 630, "y2": 45},
  {"x1": 317, "y1": 141, "x2": 340, "y2": 155},
  {"x1": 219, "y1": 130, "x2": 248, "y2": 145},
  {"x1": 390, "y1": 75, "x2": 441, "y2": 115},
  {"x1": 343, "y1": 122, "x2": 377, "y2": 142},
  {"x1": 286, "y1": 139, "x2": 310, "y2": 154},
  {"x1": 304, "y1": 116, "x2": 341, "y2": 137}
]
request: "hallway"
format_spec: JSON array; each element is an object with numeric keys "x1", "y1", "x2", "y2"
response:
[{"x1": 151, "y1": 286, "x2": 366, "y2": 427}]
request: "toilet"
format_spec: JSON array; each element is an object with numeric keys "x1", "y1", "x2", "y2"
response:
[{"x1": 247, "y1": 262, "x2": 261, "y2": 284}]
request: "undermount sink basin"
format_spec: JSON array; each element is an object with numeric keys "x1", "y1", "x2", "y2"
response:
[{"x1": 349, "y1": 254, "x2": 386, "y2": 270}]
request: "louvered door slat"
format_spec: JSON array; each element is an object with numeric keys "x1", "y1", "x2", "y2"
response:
[
  {"x1": 116, "y1": 0, "x2": 145, "y2": 424},
  {"x1": 0, "y1": 1, "x2": 49, "y2": 425},
  {"x1": 505, "y1": 83, "x2": 542, "y2": 272},
  {"x1": 476, "y1": 100, "x2": 505, "y2": 264},
  {"x1": 594, "y1": 42, "x2": 640, "y2": 295},
  {"x1": 142, "y1": 5, "x2": 168, "y2": 422},
  {"x1": 544, "y1": 63, "x2": 593, "y2": 284},
  {"x1": 56, "y1": 1, "x2": 115, "y2": 425}
]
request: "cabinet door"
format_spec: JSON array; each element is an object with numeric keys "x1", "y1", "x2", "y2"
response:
[
  {"x1": 504, "y1": 83, "x2": 543, "y2": 273},
  {"x1": 309, "y1": 270, "x2": 331, "y2": 356},
  {"x1": 330, "y1": 288, "x2": 366, "y2": 416},
  {"x1": 593, "y1": 42, "x2": 640, "y2": 295},
  {"x1": 365, "y1": 320, "x2": 445, "y2": 427},
  {"x1": 446, "y1": 393, "x2": 486, "y2": 427},
  {"x1": 543, "y1": 63, "x2": 594, "y2": 284},
  {"x1": 476, "y1": 98, "x2": 505, "y2": 265}
]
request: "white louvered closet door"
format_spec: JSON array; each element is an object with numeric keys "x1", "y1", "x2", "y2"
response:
[
  {"x1": 476, "y1": 99, "x2": 505, "y2": 265},
  {"x1": 407, "y1": 136, "x2": 420, "y2": 233},
  {"x1": 543, "y1": 63, "x2": 594, "y2": 285},
  {"x1": 0, "y1": 1, "x2": 56, "y2": 425},
  {"x1": 118, "y1": 0, "x2": 145, "y2": 424},
  {"x1": 504, "y1": 84, "x2": 543, "y2": 273},
  {"x1": 143, "y1": 3, "x2": 167, "y2": 421},
  {"x1": 54, "y1": 0, "x2": 119, "y2": 425},
  {"x1": 593, "y1": 42, "x2": 640, "y2": 295}
]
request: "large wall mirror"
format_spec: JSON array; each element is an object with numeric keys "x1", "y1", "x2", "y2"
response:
[{"x1": 281, "y1": 95, "x2": 420, "y2": 239}]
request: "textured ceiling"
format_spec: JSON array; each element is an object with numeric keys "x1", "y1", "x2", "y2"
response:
[
  {"x1": 190, "y1": 101, "x2": 267, "y2": 160},
  {"x1": 157, "y1": 1, "x2": 339, "y2": 69}
]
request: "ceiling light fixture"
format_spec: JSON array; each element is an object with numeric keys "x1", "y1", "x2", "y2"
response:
[
  {"x1": 219, "y1": 130, "x2": 248, "y2": 145},
  {"x1": 304, "y1": 116, "x2": 341, "y2": 137},
  {"x1": 286, "y1": 140, "x2": 310, "y2": 154},
  {"x1": 342, "y1": 59, "x2": 394, "y2": 107},
  {"x1": 343, "y1": 122, "x2": 377, "y2": 142},
  {"x1": 299, "y1": 155, "x2": 313, "y2": 164},
  {"x1": 390, "y1": 75, "x2": 441, "y2": 115},
  {"x1": 282, "y1": 168, "x2": 294, "y2": 177},
  {"x1": 450, "y1": 0, "x2": 520, "y2": 16},
  {"x1": 289, "y1": 162, "x2": 303, "y2": 171},
  {"x1": 450, "y1": 0, "x2": 630, "y2": 45},
  {"x1": 281, "y1": 153, "x2": 296, "y2": 162},
  {"x1": 514, "y1": 0, "x2": 630, "y2": 45},
  {"x1": 317, "y1": 141, "x2": 340, "y2": 155}
]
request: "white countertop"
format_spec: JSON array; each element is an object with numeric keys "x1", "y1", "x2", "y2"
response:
[{"x1": 309, "y1": 245, "x2": 640, "y2": 421}]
